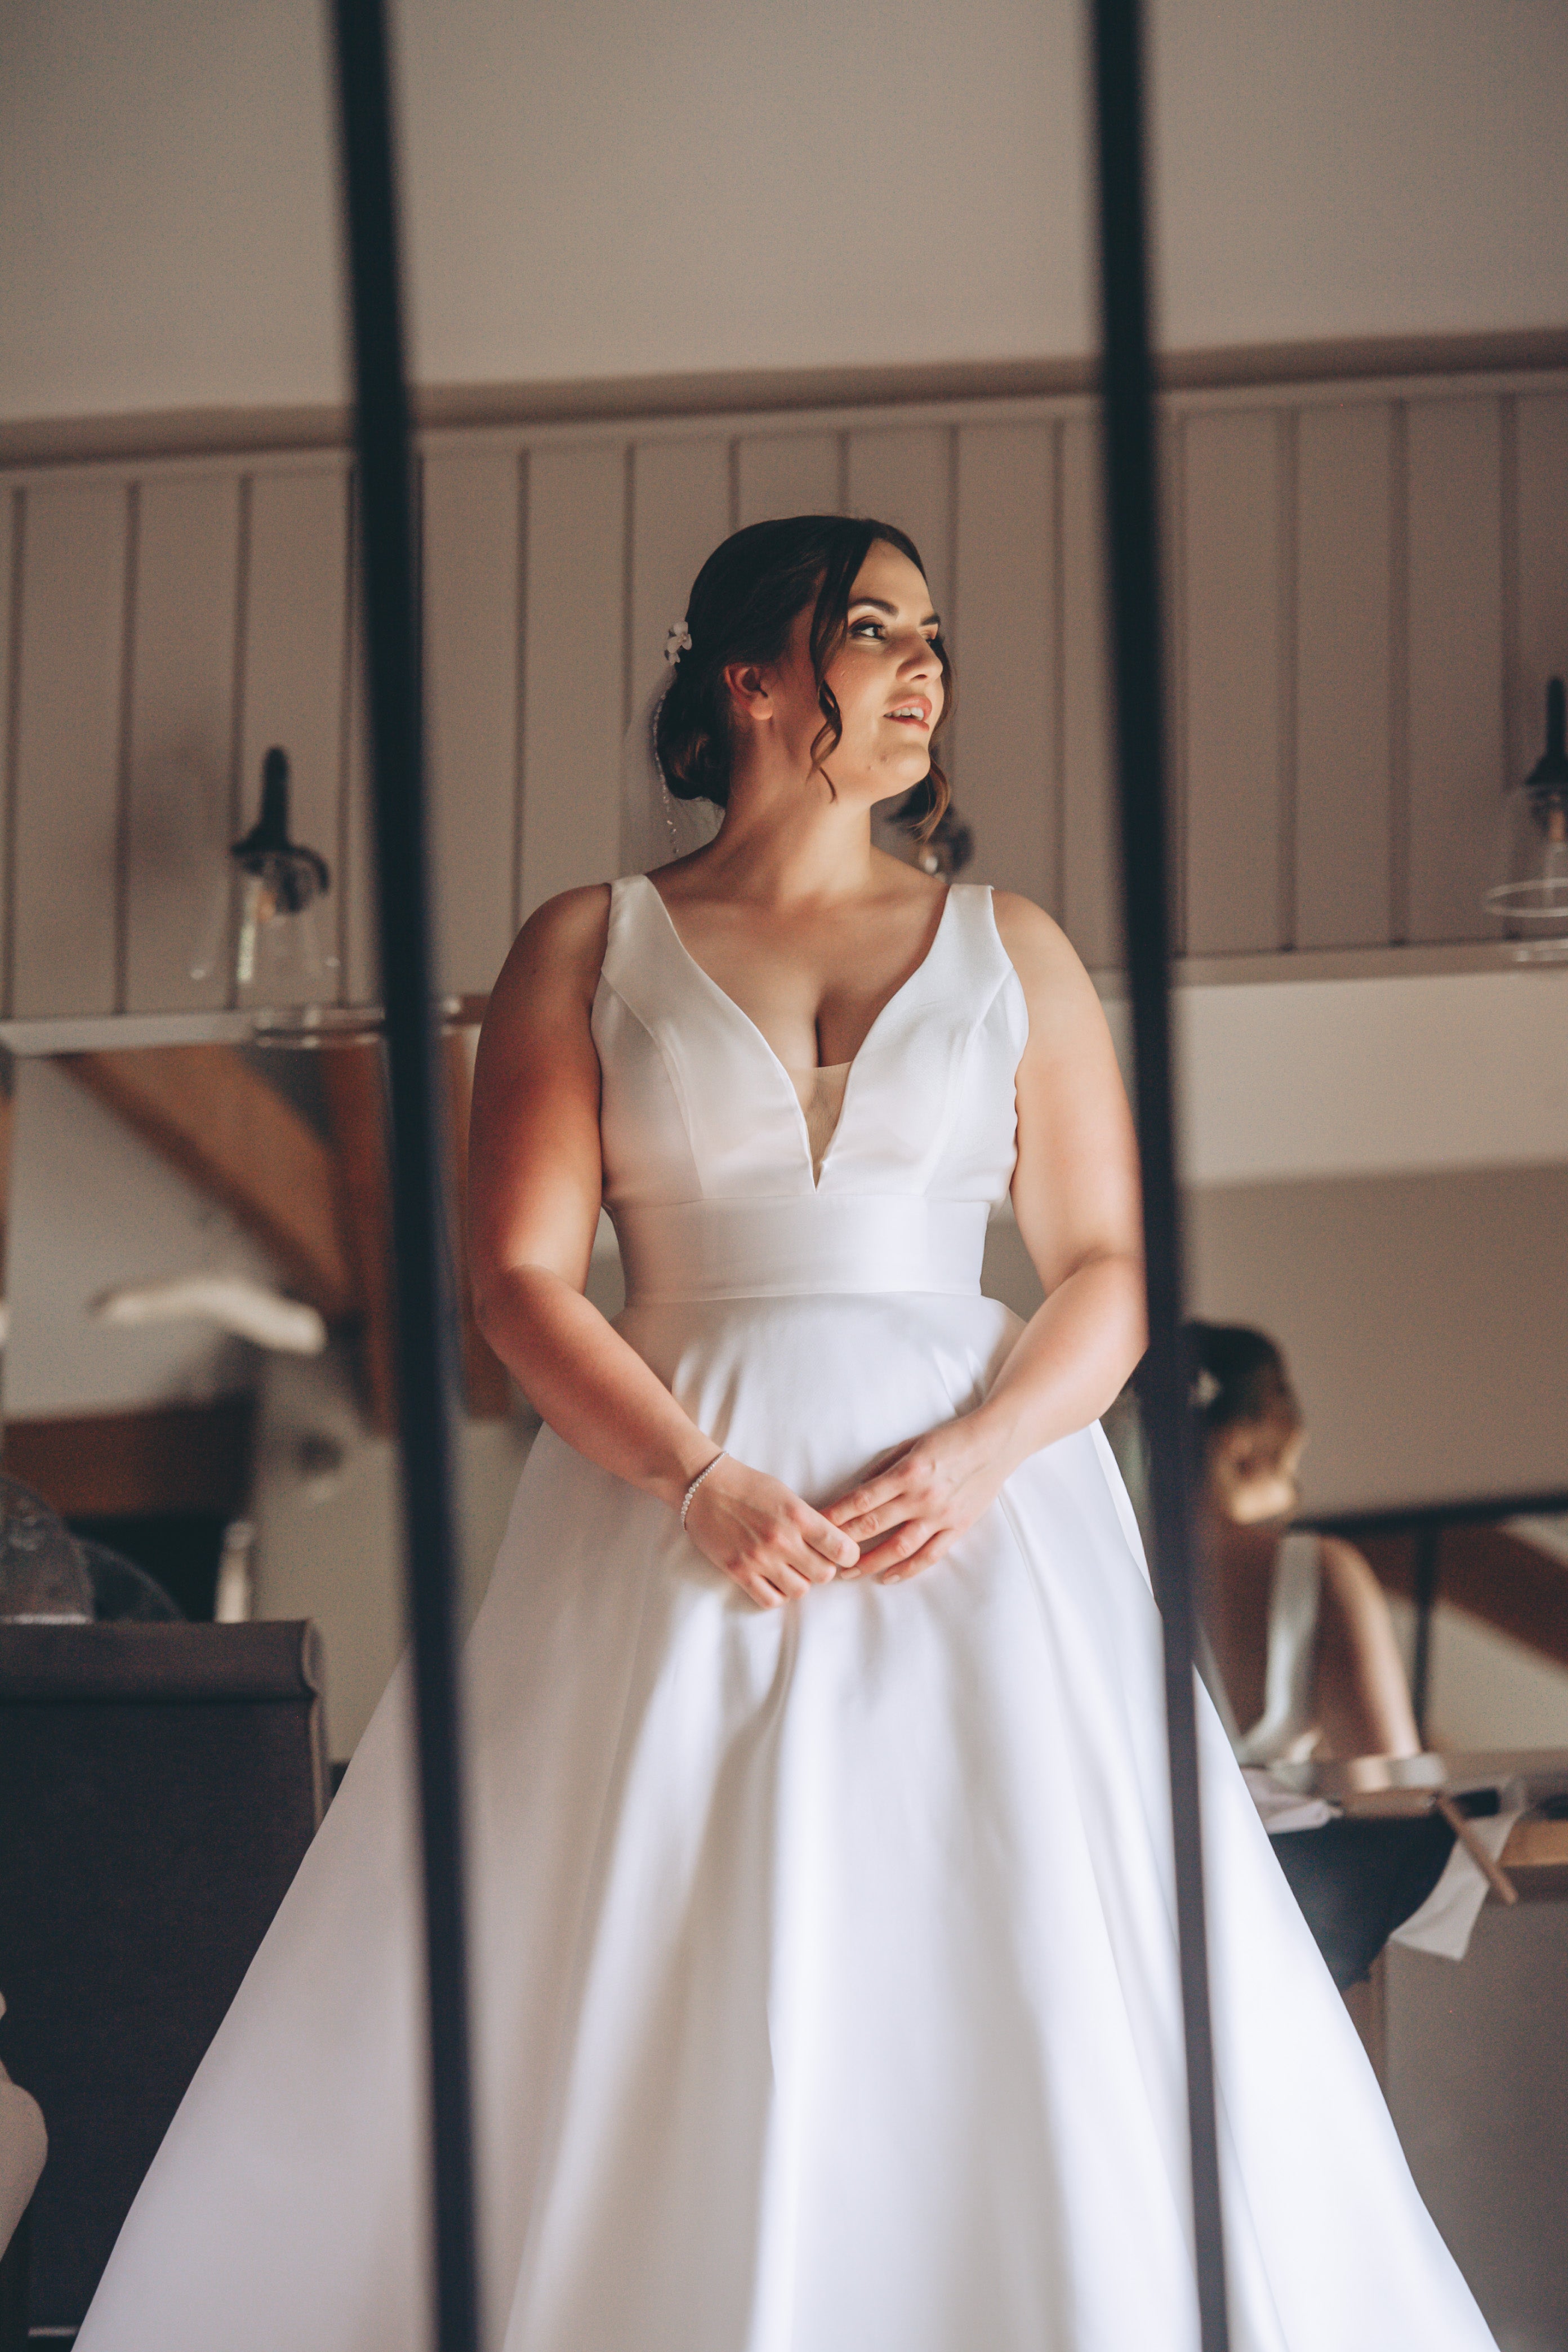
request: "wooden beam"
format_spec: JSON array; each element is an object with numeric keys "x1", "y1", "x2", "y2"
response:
[
  {"x1": 62, "y1": 1047, "x2": 356, "y2": 1321},
  {"x1": 3, "y1": 328, "x2": 1567, "y2": 467},
  {"x1": 443, "y1": 1030, "x2": 512, "y2": 1422},
  {"x1": 318, "y1": 1041, "x2": 399, "y2": 1437},
  {"x1": 3, "y1": 1397, "x2": 255, "y2": 1518}
]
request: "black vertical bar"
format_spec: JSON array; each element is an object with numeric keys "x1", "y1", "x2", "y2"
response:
[
  {"x1": 327, "y1": 7, "x2": 481, "y2": 2350},
  {"x1": 1085, "y1": 3, "x2": 1231, "y2": 2347},
  {"x1": 1410, "y1": 1526, "x2": 1442, "y2": 1744}
]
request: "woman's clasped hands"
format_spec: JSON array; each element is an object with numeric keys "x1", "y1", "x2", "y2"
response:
[
  {"x1": 682, "y1": 1457, "x2": 858, "y2": 1609},
  {"x1": 683, "y1": 1414, "x2": 1012, "y2": 1606}
]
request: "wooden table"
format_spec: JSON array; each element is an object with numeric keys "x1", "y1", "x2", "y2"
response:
[{"x1": 1498, "y1": 1815, "x2": 1568, "y2": 1900}]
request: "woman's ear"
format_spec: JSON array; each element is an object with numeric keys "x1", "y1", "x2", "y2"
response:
[{"x1": 721, "y1": 660, "x2": 772, "y2": 724}]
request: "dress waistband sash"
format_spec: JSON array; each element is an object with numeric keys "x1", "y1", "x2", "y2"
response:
[{"x1": 613, "y1": 1196, "x2": 990, "y2": 1303}]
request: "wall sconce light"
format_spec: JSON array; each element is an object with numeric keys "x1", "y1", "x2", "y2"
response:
[
  {"x1": 1485, "y1": 678, "x2": 1568, "y2": 960},
  {"x1": 232, "y1": 747, "x2": 332, "y2": 1000},
  {"x1": 192, "y1": 749, "x2": 378, "y2": 1042}
]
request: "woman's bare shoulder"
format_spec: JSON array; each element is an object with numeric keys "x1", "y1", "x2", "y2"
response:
[
  {"x1": 988, "y1": 889, "x2": 1104, "y2": 1037},
  {"x1": 484, "y1": 884, "x2": 612, "y2": 1028},
  {"x1": 989, "y1": 889, "x2": 1085, "y2": 973}
]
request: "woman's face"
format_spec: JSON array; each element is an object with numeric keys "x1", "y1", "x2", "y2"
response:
[
  {"x1": 1206, "y1": 1411, "x2": 1306, "y2": 1528},
  {"x1": 757, "y1": 542, "x2": 944, "y2": 805}
]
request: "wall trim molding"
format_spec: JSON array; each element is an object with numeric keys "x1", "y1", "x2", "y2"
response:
[{"x1": 5, "y1": 327, "x2": 1568, "y2": 469}]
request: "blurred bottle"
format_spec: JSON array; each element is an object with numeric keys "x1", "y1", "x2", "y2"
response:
[{"x1": 213, "y1": 1520, "x2": 256, "y2": 1624}]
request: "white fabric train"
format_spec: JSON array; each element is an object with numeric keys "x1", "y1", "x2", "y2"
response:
[{"x1": 77, "y1": 877, "x2": 1496, "y2": 2350}]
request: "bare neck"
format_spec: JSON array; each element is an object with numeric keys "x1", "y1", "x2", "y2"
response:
[{"x1": 690, "y1": 752, "x2": 881, "y2": 909}]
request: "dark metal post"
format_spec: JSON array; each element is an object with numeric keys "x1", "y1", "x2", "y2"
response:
[
  {"x1": 328, "y1": 6, "x2": 481, "y2": 2347},
  {"x1": 1410, "y1": 1526, "x2": 1442, "y2": 1744},
  {"x1": 1086, "y1": 2, "x2": 1230, "y2": 2344}
]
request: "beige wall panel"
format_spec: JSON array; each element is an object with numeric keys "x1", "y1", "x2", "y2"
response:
[
  {"x1": 1060, "y1": 415, "x2": 1120, "y2": 969},
  {"x1": 340, "y1": 509, "x2": 379, "y2": 1006},
  {"x1": 1147, "y1": 416, "x2": 1194, "y2": 955},
  {"x1": 735, "y1": 433, "x2": 840, "y2": 527},
  {"x1": 520, "y1": 443, "x2": 625, "y2": 916},
  {"x1": 844, "y1": 427, "x2": 952, "y2": 616},
  {"x1": 1161, "y1": 416, "x2": 1192, "y2": 955},
  {"x1": 423, "y1": 448, "x2": 522, "y2": 997},
  {"x1": 1182, "y1": 409, "x2": 1284, "y2": 956},
  {"x1": 1406, "y1": 398, "x2": 1504, "y2": 943},
  {"x1": 1295, "y1": 404, "x2": 1393, "y2": 949},
  {"x1": 124, "y1": 473, "x2": 241, "y2": 1012},
  {"x1": 11, "y1": 478, "x2": 128, "y2": 1018},
  {"x1": 629, "y1": 439, "x2": 732, "y2": 711},
  {"x1": 1155, "y1": 414, "x2": 1188, "y2": 957},
  {"x1": 239, "y1": 467, "x2": 351, "y2": 1003},
  {"x1": 1513, "y1": 393, "x2": 1568, "y2": 782},
  {"x1": 952, "y1": 422, "x2": 1058, "y2": 912},
  {"x1": 1058, "y1": 415, "x2": 1181, "y2": 964}
]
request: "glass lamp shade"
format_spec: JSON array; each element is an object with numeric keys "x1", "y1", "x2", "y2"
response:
[
  {"x1": 1484, "y1": 678, "x2": 1568, "y2": 960},
  {"x1": 190, "y1": 746, "x2": 349, "y2": 1022},
  {"x1": 234, "y1": 858, "x2": 330, "y2": 999}
]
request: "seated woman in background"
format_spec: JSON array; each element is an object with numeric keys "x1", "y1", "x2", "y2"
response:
[{"x1": 1188, "y1": 1321, "x2": 1420, "y2": 1763}]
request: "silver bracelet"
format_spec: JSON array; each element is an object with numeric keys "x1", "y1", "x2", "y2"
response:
[{"x1": 679, "y1": 1451, "x2": 725, "y2": 1530}]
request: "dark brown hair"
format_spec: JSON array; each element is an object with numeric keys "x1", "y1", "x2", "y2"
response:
[
  {"x1": 1183, "y1": 1321, "x2": 1302, "y2": 1437},
  {"x1": 654, "y1": 515, "x2": 955, "y2": 840}
]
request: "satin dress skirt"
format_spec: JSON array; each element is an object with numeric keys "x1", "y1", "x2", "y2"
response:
[{"x1": 76, "y1": 1287, "x2": 1496, "y2": 2352}]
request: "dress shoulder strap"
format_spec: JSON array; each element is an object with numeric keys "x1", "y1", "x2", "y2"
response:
[
  {"x1": 597, "y1": 874, "x2": 670, "y2": 1018},
  {"x1": 1263, "y1": 1532, "x2": 1322, "y2": 1756},
  {"x1": 945, "y1": 882, "x2": 1026, "y2": 1014},
  {"x1": 1230, "y1": 1532, "x2": 1323, "y2": 1765}
]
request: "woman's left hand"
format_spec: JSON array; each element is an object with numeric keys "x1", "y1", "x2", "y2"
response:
[{"x1": 824, "y1": 1415, "x2": 1015, "y2": 1584}]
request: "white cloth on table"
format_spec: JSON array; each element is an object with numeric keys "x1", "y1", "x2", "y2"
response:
[{"x1": 1392, "y1": 1810, "x2": 1523, "y2": 1962}]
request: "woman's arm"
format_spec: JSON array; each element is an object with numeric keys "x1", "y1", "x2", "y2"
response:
[
  {"x1": 469, "y1": 888, "x2": 857, "y2": 1608},
  {"x1": 827, "y1": 893, "x2": 1146, "y2": 1582},
  {"x1": 971, "y1": 890, "x2": 1147, "y2": 1453},
  {"x1": 1312, "y1": 1538, "x2": 1422, "y2": 1759}
]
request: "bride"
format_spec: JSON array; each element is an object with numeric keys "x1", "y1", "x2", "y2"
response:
[{"x1": 77, "y1": 515, "x2": 1496, "y2": 2349}]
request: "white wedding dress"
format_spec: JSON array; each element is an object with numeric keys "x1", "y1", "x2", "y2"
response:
[{"x1": 78, "y1": 877, "x2": 1495, "y2": 2351}]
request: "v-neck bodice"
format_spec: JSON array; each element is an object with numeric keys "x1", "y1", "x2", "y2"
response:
[
  {"x1": 591, "y1": 874, "x2": 1027, "y2": 1302},
  {"x1": 640, "y1": 873, "x2": 957, "y2": 1100},
  {"x1": 786, "y1": 1062, "x2": 852, "y2": 1181}
]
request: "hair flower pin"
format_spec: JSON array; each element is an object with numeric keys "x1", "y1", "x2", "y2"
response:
[
  {"x1": 663, "y1": 620, "x2": 693, "y2": 669},
  {"x1": 1190, "y1": 1367, "x2": 1222, "y2": 1411}
]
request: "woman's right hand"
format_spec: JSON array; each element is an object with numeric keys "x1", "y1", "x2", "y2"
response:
[{"x1": 684, "y1": 1456, "x2": 859, "y2": 1608}]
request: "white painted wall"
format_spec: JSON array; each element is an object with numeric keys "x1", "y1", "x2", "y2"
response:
[
  {"x1": 1385, "y1": 1594, "x2": 1568, "y2": 1751},
  {"x1": 2, "y1": 1058, "x2": 274, "y2": 1416},
  {"x1": 1115, "y1": 968, "x2": 1568, "y2": 1188},
  {"x1": 250, "y1": 1342, "x2": 534, "y2": 1756},
  {"x1": 1185, "y1": 1164, "x2": 1568, "y2": 1517},
  {"x1": 3, "y1": 0, "x2": 1565, "y2": 420}
]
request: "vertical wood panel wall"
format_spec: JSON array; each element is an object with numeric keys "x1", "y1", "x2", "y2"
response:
[
  {"x1": 124, "y1": 473, "x2": 242, "y2": 1014},
  {"x1": 1294, "y1": 406, "x2": 1393, "y2": 950},
  {"x1": 2, "y1": 371, "x2": 1565, "y2": 1021}
]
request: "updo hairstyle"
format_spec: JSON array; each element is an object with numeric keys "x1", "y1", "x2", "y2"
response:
[
  {"x1": 655, "y1": 515, "x2": 955, "y2": 841},
  {"x1": 1184, "y1": 1322, "x2": 1302, "y2": 1439}
]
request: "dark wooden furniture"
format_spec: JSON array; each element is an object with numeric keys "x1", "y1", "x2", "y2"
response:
[{"x1": 0, "y1": 1621, "x2": 327, "y2": 2332}]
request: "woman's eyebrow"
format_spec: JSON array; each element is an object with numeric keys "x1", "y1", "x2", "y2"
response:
[{"x1": 849, "y1": 596, "x2": 942, "y2": 627}]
